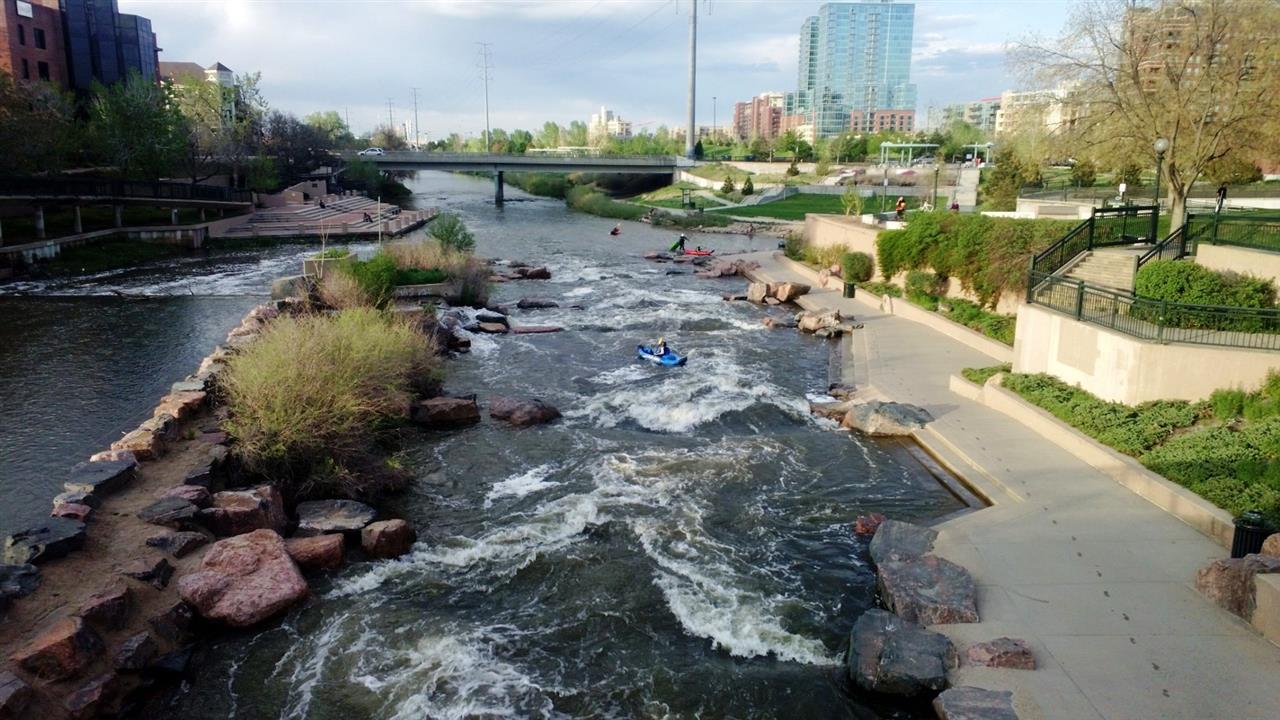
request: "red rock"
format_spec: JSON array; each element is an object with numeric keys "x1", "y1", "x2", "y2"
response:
[
  {"x1": 1195, "y1": 554, "x2": 1280, "y2": 618},
  {"x1": 475, "y1": 322, "x2": 508, "y2": 334},
  {"x1": 111, "y1": 429, "x2": 162, "y2": 461},
  {"x1": 772, "y1": 282, "x2": 811, "y2": 303},
  {"x1": 9, "y1": 617, "x2": 104, "y2": 681},
  {"x1": 1262, "y1": 533, "x2": 1280, "y2": 557},
  {"x1": 88, "y1": 449, "x2": 136, "y2": 464},
  {"x1": 410, "y1": 397, "x2": 481, "y2": 429},
  {"x1": 63, "y1": 672, "x2": 122, "y2": 720},
  {"x1": 77, "y1": 582, "x2": 131, "y2": 630},
  {"x1": 854, "y1": 512, "x2": 888, "y2": 536},
  {"x1": 285, "y1": 535, "x2": 345, "y2": 572},
  {"x1": 52, "y1": 502, "x2": 93, "y2": 521},
  {"x1": 489, "y1": 397, "x2": 562, "y2": 427},
  {"x1": 163, "y1": 484, "x2": 212, "y2": 508},
  {"x1": 198, "y1": 485, "x2": 288, "y2": 536},
  {"x1": 154, "y1": 390, "x2": 207, "y2": 422},
  {"x1": 178, "y1": 529, "x2": 309, "y2": 627},
  {"x1": 965, "y1": 637, "x2": 1036, "y2": 670},
  {"x1": 877, "y1": 555, "x2": 979, "y2": 625},
  {"x1": 510, "y1": 325, "x2": 564, "y2": 334},
  {"x1": 361, "y1": 519, "x2": 416, "y2": 559},
  {"x1": 146, "y1": 531, "x2": 210, "y2": 558},
  {"x1": 0, "y1": 671, "x2": 33, "y2": 719}
]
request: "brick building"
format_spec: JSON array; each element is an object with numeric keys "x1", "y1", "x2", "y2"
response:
[
  {"x1": 0, "y1": 0, "x2": 67, "y2": 85},
  {"x1": 731, "y1": 92, "x2": 785, "y2": 142}
]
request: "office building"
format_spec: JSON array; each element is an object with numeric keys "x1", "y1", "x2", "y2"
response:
[
  {"x1": 161, "y1": 61, "x2": 240, "y2": 123},
  {"x1": 1, "y1": 0, "x2": 68, "y2": 84},
  {"x1": 588, "y1": 106, "x2": 632, "y2": 142},
  {"x1": 795, "y1": 1, "x2": 917, "y2": 138},
  {"x1": 731, "y1": 91, "x2": 785, "y2": 141},
  {"x1": 939, "y1": 97, "x2": 1001, "y2": 134},
  {"x1": 61, "y1": 0, "x2": 159, "y2": 92}
]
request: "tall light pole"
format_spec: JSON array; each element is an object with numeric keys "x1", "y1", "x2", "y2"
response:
[
  {"x1": 712, "y1": 95, "x2": 717, "y2": 143},
  {"x1": 411, "y1": 87, "x2": 421, "y2": 150},
  {"x1": 477, "y1": 42, "x2": 493, "y2": 152},
  {"x1": 1153, "y1": 136, "x2": 1169, "y2": 238},
  {"x1": 386, "y1": 99, "x2": 394, "y2": 135},
  {"x1": 685, "y1": 0, "x2": 697, "y2": 159}
]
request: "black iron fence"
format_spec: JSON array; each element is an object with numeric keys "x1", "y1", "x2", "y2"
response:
[
  {"x1": 1029, "y1": 206, "x2": 1158, "y2": 284},
  {"x1": 0, "y1": 177, "x2": 252, "y2": 204},
  {"x1": 1028, "y1": 271, "x2": 1280, "y2": 350},
  {"x1": 1189, "y1": 213, "x2": 1280, "y2": 254}
]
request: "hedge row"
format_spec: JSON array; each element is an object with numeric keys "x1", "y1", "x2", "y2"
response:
[
  {"x1": 877, "y1": 212, "x2": 1075, "y2": 307},
  {"x1": 1135, "y1": 260, "x2": 1276, "y2": 309}
]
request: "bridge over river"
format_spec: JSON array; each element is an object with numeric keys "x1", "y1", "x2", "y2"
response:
[{"x1": 339, "y1": 151, "x2": 691, "y2": 203}]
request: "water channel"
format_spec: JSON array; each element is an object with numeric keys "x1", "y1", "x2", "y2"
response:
[{"x1": 1, "y1": 173, "x2": 964, "y2": 718}]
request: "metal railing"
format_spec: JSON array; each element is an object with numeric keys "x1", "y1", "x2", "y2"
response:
[
  {"x1": 0, "y1": 177, "x2": 252, "y2": 203},
  {"x1": 1190, "y1": 212, "x2": 1280, "y2": 254},
  {"x1": 1135, "y1": 224, "x2": 1192, "y2": 271},
  {"x1": 1028, "y1": 206, "x2": 1158, "y2": 293},
  {"x1": 1029, "y1": 271, "x2": 1280, "y2": 350}
]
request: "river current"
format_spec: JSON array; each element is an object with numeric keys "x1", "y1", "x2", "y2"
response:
[{"x1": 1, "y1": 173, "x2": 963, "y2": 718}]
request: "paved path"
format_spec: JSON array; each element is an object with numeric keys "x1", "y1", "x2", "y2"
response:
[{"x1": 744, "y1": 251, "x2": 1280, "y2": 720}]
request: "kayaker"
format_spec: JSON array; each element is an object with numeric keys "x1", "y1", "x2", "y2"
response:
[
  {"x1": 670, "y1": 234, "x2": 688, "y2": 253},
  {"x1": 610, "y1": 224, "x2": 621, "y2": 236},
  {"x1": 654, "y1": 337, "x2": 668, "y2": 356}
]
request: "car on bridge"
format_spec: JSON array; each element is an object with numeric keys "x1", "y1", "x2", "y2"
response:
[{"x1": 357, "y1": 147, "x2": 385, "y2": 156}]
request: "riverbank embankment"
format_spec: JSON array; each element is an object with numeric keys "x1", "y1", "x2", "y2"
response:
[{"x1": 741, "y1": 251, "x2": 1280, "y2": 720}]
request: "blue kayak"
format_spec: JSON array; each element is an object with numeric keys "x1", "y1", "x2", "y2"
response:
[{"x1": 637, "y1": 344, "x2": 687, "y2": 366}]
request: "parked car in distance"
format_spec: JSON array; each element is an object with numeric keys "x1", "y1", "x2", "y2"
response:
[{"x1": 358, "y1": 147, "x2": 385, "y2": 156}]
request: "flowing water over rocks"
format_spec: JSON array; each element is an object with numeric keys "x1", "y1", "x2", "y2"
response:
[{"x1": 3, "y1": 173, "x2": 965, "y2": 718}]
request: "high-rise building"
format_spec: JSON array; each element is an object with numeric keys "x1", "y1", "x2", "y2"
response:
[
  {"x1": 1, "y1": 0, "x2": 68, "y2": 85},
  {"x1": 939, "y1": 97, "x2": 1002, "y2": 134},
  {"x1": 732, "y1": 92, "x2": 785, "y2": 141},
  {"x1": 60, "y1": 0, "x2": 159, "y2": 92},
  {"x1": 588, "y1": 106, "x2": 632, "y2": 143},
  {"x1": 796, "y1": 1, "x2": 917, "y2": 138}
]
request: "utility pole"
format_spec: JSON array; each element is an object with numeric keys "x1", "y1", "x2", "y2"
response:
[
  {"x1": 712, "y1": 95, "x2": 717, "y2": 142},
  {"x1": 411, "y1": 87, "x2": 421, "y2": 149},
  {"x1": 477, "y1": 42, "x2": 493, "y2": 152},
  {"x1": 685, "y1": 0, "x2": 697, "y2": 159},
  {"x1": 386, "y1": 99, "x2": 394, "y2": 132}
]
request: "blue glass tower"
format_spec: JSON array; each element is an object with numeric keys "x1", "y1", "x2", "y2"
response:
[
  {"x1": 797, "y1": 1, "x2": 917, "y2": 137},
  {"x1": 60, "y1": 0, "x2": 157, "y2": 91}
]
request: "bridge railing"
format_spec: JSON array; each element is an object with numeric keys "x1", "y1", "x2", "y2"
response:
[
  {"x1": 358, "y1": 151, "x2": 681, "y2": 165},
  {"x1": 0, "y1": 177, "x2": 253, "y2": 203}
]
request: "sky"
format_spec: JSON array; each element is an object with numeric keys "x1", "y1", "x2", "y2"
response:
[{"x1": 120, "y1": 0, "x2": 1074, "y2": 138}]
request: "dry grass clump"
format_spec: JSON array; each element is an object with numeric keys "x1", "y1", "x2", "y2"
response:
[
  {"x1": 316, "y1": 267, "x2": 374, "y2": 310},
  {"x1": 222, "y1": 307, "x2": 440, "y2": 498},
  {"x1": 384, "y1": 238, "x2": 490, "y2": 307}
]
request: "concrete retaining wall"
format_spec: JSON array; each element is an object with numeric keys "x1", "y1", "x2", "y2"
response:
[
  {"x1": 955, "y1": 373, "x2": 1234, "y2": 548},
  {"x1": 1195, "y1": 244, "x2": 1280, "y2": 288},
  {"x1": 1012, "y1": 303, "x2": 1280, "y2": 404}
]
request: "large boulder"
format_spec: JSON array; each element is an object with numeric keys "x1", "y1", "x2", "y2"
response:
[
  {"x1": 411, "y1": 397, "x2": 481, "y2": 429},
  {"x1": 965, "y1": 638, "x2": 1036, "y2": 670},
  {"x1": 285, "y1": 535, "x2": 345, "y2": 572},
  {"x1": 933, "y1": 686, "x2": 1019, "y2": 720},
  {"x1": 64, "y1": 458, "x2": 137, "y2": 496},
  {"x1": 110, "y1": 428, "x2": 162, "y2": 460},
  {"x1": 515, "y1": 266, "x2": 551, "y2": 280},
  {"x1": 76, "y1": 582, "x2": 131, "y2": 630},
  {"x1": 112, "y1": 632, "x2": 159, "y2": 672},
  {"x1": 146, "y1": 603, "x2": 193, "y2": 644},
  {"x1": 63, "y1": 672, "x2": 123, "y2": 720},
  {"x1": 51, "y1": 502, "x2": 93, "y2": 522},
  {"x1": 3, "y1": 518, "x2": 87, "y2": 565},
  {"x1": 198, "y1": 485, "x2": 289, "y2": 537},
  {"x1": 1195, "y1": 553, "x2": 1280, "y2": 618},
  {"x1": 841, "y1": 401, "x2": 934, "y2": 437},
  {"x1": 746, "y1": 282, "x2": 771, "y2": 304},
  {"x1": 361, "y1": 519, "x2": 416, "y2": 559},
  {"x1": 877, "y1": 555, "x2": 980, "y2": 625},
  {"x1": 854, "y1": 512, "x2": 888, "y2": 536},
  {"x1": 848, "y1": 609, "x2": 956, "y2": 696},
  {"x1": 145, "y1": 531, "x2": 209, "y2": 559},
  {"x1": 138, "y1": 497, "x2": 200, "y2": 529},
  {"x1": 162, "y1": 484, "x2": 212, "y2": 508},
  {"x1": 0, "y1": 671, "x2": 33, "y2": 719},
  {"x1": 516, "y1": 298, "x2": 559, "y2": 310},
  {"x1": 153, "y1": 390, "x2": 207, "y2": 422},
  {"x1": 489, "y1": 397, "x2": 562, "y2": 427},
  {"x1": 1262, "y1": 533, "x2": 1280, "y2": 557},
  {"x1": 118, "y1": 557, "x2": 175, "y2": 590},
  {"x1": 294, "y1": 499, "x2": 377, "y2": 537},
  {"x1": 868, "y1": 520, "x2": 938, "y2": 565},
  {"x1": 797, "y1": 309, "x2": 843, "y2": 333},
  {"x1": 8, "y1": 617, "x2": 104, "y2": 681},
  {"x1": 177, "y1": 529, "x2": 309, "y2": 627},
  {"x1": 772, "y1": 282, "x2": 811, "y2": 303}
]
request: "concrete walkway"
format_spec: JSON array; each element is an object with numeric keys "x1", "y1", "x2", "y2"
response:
[{"x1": 744, "y1": 251, "x2": 1280, "y2": 720}]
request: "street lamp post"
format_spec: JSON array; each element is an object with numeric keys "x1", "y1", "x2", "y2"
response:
[
  {"x1": 1153, "y1": 137, "x2": 1169, "y2": 239},
  {"x1": 933, "y1": 165, "x2": 940, "y2": 210}
]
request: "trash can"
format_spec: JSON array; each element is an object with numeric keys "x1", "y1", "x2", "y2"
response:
[
  {"x1": 1231, "y1": 510, "x2": 1274, "y2": 558},
  {"x1": 843, "y1": 282, "x2": 856, "y2": 299}
]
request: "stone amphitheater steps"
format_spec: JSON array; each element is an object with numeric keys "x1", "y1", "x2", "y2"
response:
[{"x1": 1063, "y1": 249, "x2": 1146, "y2": 293}]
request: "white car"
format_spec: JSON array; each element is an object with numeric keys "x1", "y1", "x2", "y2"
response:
[{"x1": 357, "y1": 147, "x2": 385, "y2": 156}]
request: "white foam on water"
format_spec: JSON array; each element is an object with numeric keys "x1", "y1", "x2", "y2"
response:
[
  {"x1": 484, "y1": 464, "x2": 561, "y2": 508},
  {"x1": 563, "y1": 286, "x2": 594, "y2": 298}
]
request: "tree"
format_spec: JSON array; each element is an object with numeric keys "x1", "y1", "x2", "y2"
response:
[
  {"x1": 535, "y1": 121, "x2": 562, "y2": 148},
  {"x1": 306, "y1": 111, "x2": 355, "y2": 148},
  {"x1": 982, "y1": 147, "x2": 1036, "y2": 210},
  {"x1": 245, "y1": 156, "x2": 279, "y2": 193},
  {"x1": 261, "y1": 111, "x2": 331, "y2": 184},
  {"x1": 748, "y1": 135, "x2": 771, "y2": 160},
  {"x1": 721, "y1": 176, "x2": 735, "y2": 193},
  {"x1": 563, "y1": 121, "x2": 589, "y2": 146},
  {"x1": 693, "y1": 139, "x2": 704, "y2": 160},
  {"x1": 430, "y1": 213, "x2": 475, "y2": 253},
  {"x1": 370, "y1": 125, "x2": 408, "y2": 151},
  {"x1": 0, "y1": 70, "x2": 75, "y2": 176},
  {"x1": 1013, "y1": 0, "x2": 1280, "y2": 229},
  {"x1": 1205, "y1": 155, "x2": 1263, "y2": 186},
  {"x1": 508, "y1": 129, "x2": 533, "y2": 154},
  {"x1": 742, "y1": 176, "x2": 754, "y2": 196},
  {"x1": 1070, "y1": 159, "x2": 1098, "y2": 187},
  {"x1": 841, "y1": 184, "x2": 864, "y2": 216},
  {"x1": 88, "y1": 72, "x2": 186, "y2": 180},
  {"x1": 939, "y1": 121, "x2": 985, "y2": 163}
]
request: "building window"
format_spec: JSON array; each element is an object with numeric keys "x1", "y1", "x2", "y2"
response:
[
  {"x1": 18, "y1": 24, "x2": 26, "y2": 46},
  {"x1": 38, "y1": 62, "x2": 49, "y2": 80},
  {"x1": 21, "y1": 59, "x2": 29, "y2": 80},
  {"x1": 34, "y1": 28, "x2": 46, "y2": 50}
]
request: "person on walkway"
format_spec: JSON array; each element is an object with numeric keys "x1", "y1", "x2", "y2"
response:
[
  {"x1": 669, "y1": 234, "x2": 688, "y2": 253},
  {"x1": 1217, "y1": 183, "x2": 1228, "y2": 214},
  {"x1": 895, "y1": 197, "x2": 907, "y2": 219},
  {"x1": 318, "y1": 200, "x2": 326, "y2": 209},
  {"x1": 746, "y1": 223, "x2": 755, "y2": 237},
  {"x1": 950, "y1": 200, "x2": 960, "y2": 212},
  {"x1": 362, "y1": 212, "x2": 373, "y2": 223}
]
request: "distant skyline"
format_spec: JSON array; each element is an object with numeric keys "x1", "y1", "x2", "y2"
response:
[{"x1": 120, "y1": 0, "x2": 1072, "y2": 137}]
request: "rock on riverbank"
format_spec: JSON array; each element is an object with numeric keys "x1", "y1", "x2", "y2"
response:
[
  {"x1": 847, "y1": 609, "x2": 956, "y2": 695},
  {"x1": 177, "y1": 530, "x2": 309, "y2": 627}
]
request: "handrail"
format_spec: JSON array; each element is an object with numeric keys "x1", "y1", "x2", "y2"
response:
[
  {"x1": 1135, "y1": 224, "x2": 1190, "y2": 271},
  {"x1": 1027, "y1": 271, "x2": 1280, "y2": 351},
  {"x1": 1027, "y1": 205, "x2": 1159, "y2": 298},
  {"x1": 0, "y1": 177, "x2": 252, "y2": 203}
]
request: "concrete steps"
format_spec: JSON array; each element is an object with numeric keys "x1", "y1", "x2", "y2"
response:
[{"x1": 1063, "y1": 250, "x2": 1141, "y2": 292}]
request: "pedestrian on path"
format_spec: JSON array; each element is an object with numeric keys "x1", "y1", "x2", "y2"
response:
[
  {"x1": 1217, "y1": 183, "x2": 1228, "y2": 213},
  {"x1": 895, "y1": 196, "x2": 907, "y2": 219}
]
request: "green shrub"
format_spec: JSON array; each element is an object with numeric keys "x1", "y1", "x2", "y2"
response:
[
  {"x1": 1244, "y1": 395, "x2": 1280, "y2": 422},
  {"x1": 346, "y1": 253, "x2": 399, "y2": 307},
  {"x1": 1212, "y1": 388, "x2": 1247, "y2": 420},
  {"x1": 313, "y1": 248, "x2": 350, "y2": 259},
  {"x1": 784, "y1": 231, "x2": 805, "y2": 261},
  {"x1": 842, "y1": 251, "x2": 874, "y2": 283},
  {"x1": 721, "y1": 176, "x2": 736, "y2": 194},
  {"x1": 961, "y1": 364, "x2": 1011, "y2": 386},
  {"x1": 429, "y1": 213, "x2": 476, "y2": 254},
  {"x1": 566, "y1": 185, "x2": 647, "y2": 221},
  {"x1": 801, "y1": 243, "x2": 847, "y2": 270},
  {"x1": 942, "y1": 299, "x2": 1016, "y2": 346},
  {"x1": 1070, "y1": 160, "x2": 1098, "y2": 187},
  {"x1": 1135, "y1": 260, "x2": 1276, "y2": 309},
  {"x1": 859, "y1": 281, "x2": 902, "y2": 298},
  {"x1": 504, "y1": 172, "x2": 570, "y2": 198},
  {"x1": 223, "y1": 308, "x2": 440, "y2": 499},
  {"x1": 395, "y1": 267, "x2": 449, "y2": 285},
  {"x1": 650, "y1": 211, "x2": 732, "y2": 229},
  {"x1": 742, "y1": 176, "x2": 754, "y2": 196}
]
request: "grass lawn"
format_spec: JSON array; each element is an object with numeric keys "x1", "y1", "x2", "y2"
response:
[
  {"x1": 631, "y1": 183, "x2": 724, "y2": 210},
  {"x1": 686, "y1": 163, "x2": 752, "y2": 183},
  {"x1": 710, "y1": 193, "x2": 946, "y2": 221}
]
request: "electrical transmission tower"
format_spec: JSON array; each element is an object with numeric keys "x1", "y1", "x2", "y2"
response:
[{"x1": 476, "y1": 42, "x2": 493, "y2": 152}]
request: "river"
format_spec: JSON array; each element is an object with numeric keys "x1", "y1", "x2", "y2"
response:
[{"x1": 1, "y1": 173, "x2": 965, "y2": 718}]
